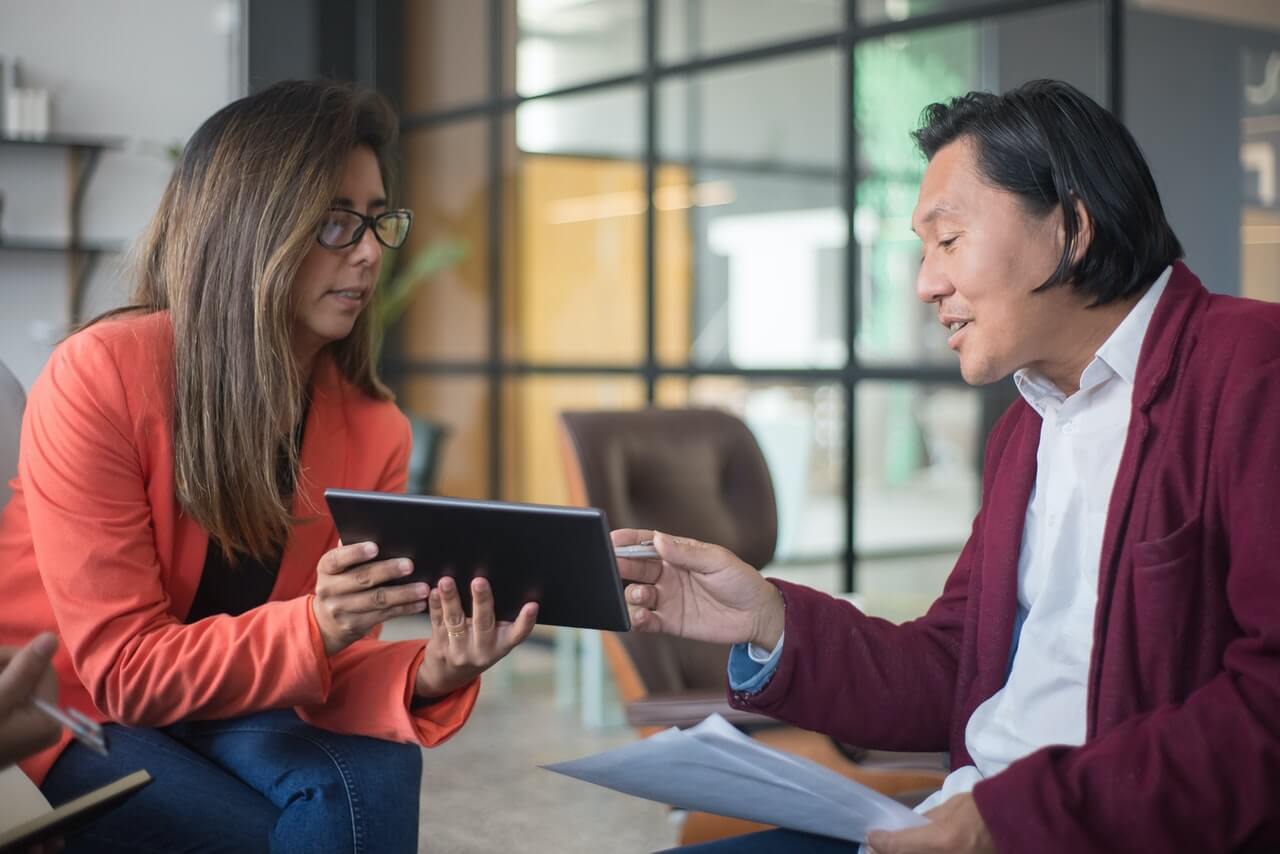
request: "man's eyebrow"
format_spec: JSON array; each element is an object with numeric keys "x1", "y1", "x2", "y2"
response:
[{"x1": 911, "y1": 202, "x2": 958, "y2": 235}]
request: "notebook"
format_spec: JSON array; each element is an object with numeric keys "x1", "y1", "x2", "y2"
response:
[{"x1": 0, "y1": 769, "x2": 151, "y2": 852}]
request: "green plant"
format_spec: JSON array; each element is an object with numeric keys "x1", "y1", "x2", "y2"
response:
[{"x1": 371, "y1": 238, "x2": 469, "y2": 359}]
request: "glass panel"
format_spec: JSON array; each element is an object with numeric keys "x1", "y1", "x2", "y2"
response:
[
  {"x1": 503, "y1": 376, "x2": 647, "y2": 505},
  {"x1": 517, "y1": 85, "x2": 644, "y2": 160},
  {"x1": 856, "y1": 552, "x2": 956, "y2": 622},
  {"x1": 396, "y1": 376, "x2": 490, "y2": 499},
  {"x1": 1243, "y1": 42, "x2": 1280, "y2": 302},
  {"x1": 398, "y1": 121, "x2": 490, "y2": 361},
  {"x1": 514, "y1": 0, "x2": 643, "y2": 96},
  {"x1": 1126, "y1": 0, "x2": 1280, "y2": 300},
  {"x1": 403, "y1": 1, "x2": 489, "y2": 113},
  {"x1": 659, "y1": 0, "x2": 841, "y2": 64},
  {"x1": 854, "y1": 2, "x2": 1105, "y2": 365},
  {"x1": 508, "y1": 88, "x2": 648, "y2": 363},
  {"x1": 857, "y1": 0, "x2": 1037, "y2": 26},
  {"x1": 658, "y1": 50, "x2": 845, "y2": 368},
  {"x1": 853, "y1": 382, "x2": 979, "y2": 559},
  {"x1": 656, "y1": 378, "x2": 845, "y2": 564}
]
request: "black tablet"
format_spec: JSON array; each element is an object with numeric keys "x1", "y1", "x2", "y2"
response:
[
  {"x1": 323, "y1": 489, "x2": 632, "y2": 632},
  {"x1": 0, "y1": 769, "x2": 152, "y2": 852}
]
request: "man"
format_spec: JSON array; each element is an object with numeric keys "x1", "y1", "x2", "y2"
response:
[
  {"x1": 616, "y1": 79, "x2": 1280, "y2": 853},
  {"x1": 0, "y1": 632, "x2": 63, "y2": 854},
  {"x1": 0, "y1": 633, "x2": 60, "y2": 769}
]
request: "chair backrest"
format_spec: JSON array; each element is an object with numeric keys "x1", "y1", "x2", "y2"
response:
[
  {"x1": 558, "y1": 408, "x2": 777, "y2": 701},
  {"x1": 0, "y1": 359, "x2": 26, "y2": 511}
]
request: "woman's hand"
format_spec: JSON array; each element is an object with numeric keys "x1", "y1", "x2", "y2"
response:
[
  {"x1": 0, "y1": 632, "x2": 62, "y2": 769},
  {"x1": 312, "y1": 542, "x2": 429, "y2": 656},
  {"x1": 613, "y1": 529, "x2": 785, "y2": 649},
  {"x1": 414, "y1": 576, "x2": 538, "y2": 700}
]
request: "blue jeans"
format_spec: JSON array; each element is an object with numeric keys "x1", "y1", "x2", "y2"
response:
[
  {"x1": 665, "y1": 830, "x2": 861, "y2": 852},
  {"x1": 41, "y1": 708, "x2": 422, "y2": 853}
]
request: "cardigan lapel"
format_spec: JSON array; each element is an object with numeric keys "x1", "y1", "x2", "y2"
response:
[{"x1": 1084, "y1": 261, "x2": 1205, "y2": 734}]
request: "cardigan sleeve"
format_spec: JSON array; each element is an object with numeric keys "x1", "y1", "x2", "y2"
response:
[
  {"x1": 727, "y1": 535, "x2": 973, "y2": 752},
  {"x1": 294, "y1": 408, "x2": 481, "y2": 746},
  {"x1": 20, "y1": 331, "x2": 331, "y2": 726},
  {"x1": 972, "y1": 360, "x2": 1280, "y2": 853}
]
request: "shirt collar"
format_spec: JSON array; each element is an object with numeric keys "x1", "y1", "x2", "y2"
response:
[{"x1": 1013, "y1": 265, "x2": 1172, "y2": 413}]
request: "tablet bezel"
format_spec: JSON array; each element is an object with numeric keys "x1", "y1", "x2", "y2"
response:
[{"x1": 323, "y1": 489, "x2": 632, "y2": 632}]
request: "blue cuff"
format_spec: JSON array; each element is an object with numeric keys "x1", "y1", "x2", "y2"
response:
[{"x1": 727, "y1": 636, "x2": 784, "y2": 694}]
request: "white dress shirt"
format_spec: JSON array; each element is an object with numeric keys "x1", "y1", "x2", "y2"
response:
[{"x1": 915, "y1": 265, "x2": 1172, "y2": 812}]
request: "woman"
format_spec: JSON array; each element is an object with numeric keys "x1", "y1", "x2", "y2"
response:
[{"x1": 0, "y1": 80, "x2": 536, "y2": 852}]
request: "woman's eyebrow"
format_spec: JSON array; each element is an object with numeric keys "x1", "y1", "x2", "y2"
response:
[{"x1": 332, "y1": 196, "x2": 388, "y2": 210}]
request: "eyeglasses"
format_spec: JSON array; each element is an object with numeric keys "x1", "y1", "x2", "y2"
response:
[{"x1": 317, "y1": 207, "x2": 413, "y2": 250}]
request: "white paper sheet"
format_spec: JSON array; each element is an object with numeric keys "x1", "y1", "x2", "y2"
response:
[{"x1": 541, "y1": 714, "x2": 928, "y2": 844}]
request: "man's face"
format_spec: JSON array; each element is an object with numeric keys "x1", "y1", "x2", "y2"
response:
[{"x1": 912, "y1": 138, "x2": 1082, "y2": 386}]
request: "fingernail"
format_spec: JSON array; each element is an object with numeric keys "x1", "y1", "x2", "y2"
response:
[
  {"x1": 414, "y1": 583, "x2": 429, "y2": 597},
  {"x1": 31, "y1": 633, "x2": 57, "y2": 657},
  {"x1": 440, "y1": 577, "x2": 454, "y2": 592},
  {"x1": 415, "y1": 601, "x2": 428, "y2": 612},
  {"x1": 473, "y1": 578, "x2": 489, "y2": 592},
  {"x1": 629, "y1": 588, "x2": 642, "y2": 602},
  {"x1": 399, "y1": 559, "x2": 413, "y2": 575},
  {"x1": 363, "y1": 542, "x2": 378, "y2": 558}
]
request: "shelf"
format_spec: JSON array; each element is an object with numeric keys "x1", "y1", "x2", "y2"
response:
[
  {"x1": 0, "y1": 133, "x2": 125, "y2": 151},
  {"x1": 0, "y1": 237, "x2": 125, "y2": 254}
]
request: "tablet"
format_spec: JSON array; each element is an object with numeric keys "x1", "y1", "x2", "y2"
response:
[
  {"x1": 0, "y1": 769, "x2": 152, "y2": 852},
  {"x1": 323, "y1": 489, "x2": 632, "y2": 632}
]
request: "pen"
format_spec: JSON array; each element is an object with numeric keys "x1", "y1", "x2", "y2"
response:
[
  {"x1": 33, "y1": 696, "x2": 108, "y2": 757},
  {"x1": 614, "y1": 540, "x2": 659, "y2": 560}
]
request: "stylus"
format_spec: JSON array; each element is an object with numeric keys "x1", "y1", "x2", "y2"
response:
[{"x1": 614, "y1": 541, "x2": 659, "y2": 560}]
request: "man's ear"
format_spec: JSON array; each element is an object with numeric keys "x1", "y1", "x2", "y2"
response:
[{"x1": 1061, "y1": 193, "x2": 1093, "y2": 267}]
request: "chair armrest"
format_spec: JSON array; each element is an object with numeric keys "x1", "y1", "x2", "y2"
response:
[{"x1": 625, "y1": 690, "x2": 779, "y2": 730}]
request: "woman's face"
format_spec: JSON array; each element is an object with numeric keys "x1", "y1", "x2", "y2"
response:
[{"x1": 292, "y1": 145, "x2": 386, "y2": 364}]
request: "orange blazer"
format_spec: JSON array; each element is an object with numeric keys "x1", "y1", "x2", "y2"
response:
[{"x1": 0, "y1": 311, "x2": 478, "y2": 785}]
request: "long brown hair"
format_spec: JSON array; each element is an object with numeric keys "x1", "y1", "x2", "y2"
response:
[{"x1": 95, "y1": 80, "x2": 398, "y2": 560}]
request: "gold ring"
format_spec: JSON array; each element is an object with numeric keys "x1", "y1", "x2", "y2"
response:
[{"x1": 446, "y1": 626, "x2": 467, "y2": 638}]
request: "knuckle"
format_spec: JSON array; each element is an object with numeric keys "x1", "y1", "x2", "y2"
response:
[{"x1": 355, "y1": 567, "x2": 373, "y2": 587}]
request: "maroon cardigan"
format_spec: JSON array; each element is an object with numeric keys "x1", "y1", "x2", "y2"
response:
[{"x1": 730, "y1": 262, "x2": 1280, "y2": 852}]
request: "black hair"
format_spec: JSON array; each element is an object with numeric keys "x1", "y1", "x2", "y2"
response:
[{"x1": 912, "y1": 79, "x2": 1183, "y2": 306}]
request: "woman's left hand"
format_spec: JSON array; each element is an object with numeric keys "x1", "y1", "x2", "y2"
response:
[{"x1": 414, "y1": 576, "x2": 539, "y2": 700}]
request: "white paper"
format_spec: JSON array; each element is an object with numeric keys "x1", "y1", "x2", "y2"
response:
[{"x1": 542, "y1": 714, "x2": 927, "y2": 844}]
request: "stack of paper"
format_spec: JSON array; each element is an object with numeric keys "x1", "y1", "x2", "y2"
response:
[{"x1": 542, "y1": 714, "x2": 928, "y2": 844}]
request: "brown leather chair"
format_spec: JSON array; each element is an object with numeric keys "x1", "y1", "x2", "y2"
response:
[{"x1": 557, "y1": 408, "x2": 947, "y2": 844}]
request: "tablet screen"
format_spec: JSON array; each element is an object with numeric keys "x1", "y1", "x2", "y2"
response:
[{"x1": 324, "y1": 490, "x2": 631, "y2": 632}]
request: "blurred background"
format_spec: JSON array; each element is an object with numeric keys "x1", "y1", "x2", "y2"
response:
[{"x1": 3, "y1": 1, "x2": 1279, "y2": 849}]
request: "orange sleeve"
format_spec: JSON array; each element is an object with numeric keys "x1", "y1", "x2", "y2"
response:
[
  {"x1": 20, "y1": 332, "x2": 332, "y2": 726},
  {"x1": 294, "y1": 409, "x2": 481, "y2": 745}
]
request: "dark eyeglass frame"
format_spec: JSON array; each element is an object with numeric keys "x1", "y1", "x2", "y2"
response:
[{"x1": 317, "y1": 207, "x2": 414, "y2": 250}]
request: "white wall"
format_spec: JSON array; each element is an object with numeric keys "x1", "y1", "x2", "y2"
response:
[{"x1": 0, "y1": 0, "x2": 242, "y2": 387}]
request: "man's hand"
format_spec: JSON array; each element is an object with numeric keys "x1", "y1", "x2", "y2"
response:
[
  {"x1": 0, "y1": 632, "x2": 62, "y2": 769},
  {"x1": 613, "y1": 529, "x2": 784, "y2": 648},
  {"x1": 414, "y1": 576, "x2": 538, "y2": 699},
  {"x1": 866, "y1": 793, "x2": 994, "y2": 854}
]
